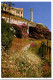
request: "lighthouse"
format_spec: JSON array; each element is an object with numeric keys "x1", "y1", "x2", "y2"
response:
[{"x1": 30, "y1": 8, "x2": 33, "y2": 22}]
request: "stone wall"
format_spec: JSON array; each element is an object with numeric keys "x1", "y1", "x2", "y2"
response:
[{"x1": 2, "y1": 17, "x2": 27, "y2": 25}]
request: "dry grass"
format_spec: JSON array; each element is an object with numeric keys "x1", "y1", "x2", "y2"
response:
[
  {"x1": 1, "y1": 38, "x2": 51, "y2": 78},
  {"x1": 10, "y1": 37, "x2": 32, "y2": 52},
  {"x1": 1, "y1": 47, "x2": 43, "y2": 78}
]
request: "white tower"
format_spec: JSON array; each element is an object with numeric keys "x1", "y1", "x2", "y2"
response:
[{"x1": 30, "y1": 8, "x2": 33, "y2": 22}]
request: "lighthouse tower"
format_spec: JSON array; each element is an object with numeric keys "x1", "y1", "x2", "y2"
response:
[{"x1": 30, "y1": 8, "x2": 33, "y2": 22}]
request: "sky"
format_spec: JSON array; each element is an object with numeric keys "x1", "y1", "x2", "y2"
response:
[{"x1": 2, "y1": 2, "x2": 51, "y2": 31}]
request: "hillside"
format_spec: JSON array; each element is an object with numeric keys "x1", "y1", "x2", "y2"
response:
[
  {"x1": 2, "y1": 11, "x2": 51, "y2": 40},
  {"x1": 1, "y1": 11, "x2": 51, "y2": 78}
]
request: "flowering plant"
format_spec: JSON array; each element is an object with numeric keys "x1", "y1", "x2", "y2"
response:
[
  {"x1": 21, "y1": 23, "x2": 27, "y2": 27},
  {"x1": 31, "y1": 42, "x2": 35, "y2": 48}
]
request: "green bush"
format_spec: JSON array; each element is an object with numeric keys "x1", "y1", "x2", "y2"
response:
[
  {"x1": 12, "y1": 25, "x2": 22, "y2": 38},
  {"x1": 1, "y1": 18, "x2": 14, "y2": 50},
  {"x1": 36, "y1": 23, "x2": 43, "y2": 27}
]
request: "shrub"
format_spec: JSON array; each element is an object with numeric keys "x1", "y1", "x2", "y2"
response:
[
  {"x1": 12, "y1": 25, "x2": 22, "y2": 38},
  {"x1": 31, "y1": 42, "x2": 36, "y2": 48},
  {"x1": 36, "y1": 23, "x2": 43, "y2": 27},
  {"x1": 1, "y1": 18, "x2": 14, "y2": 50},
  {"x1": 29, "y1": 25, "x2": 51, "y2": 40}
]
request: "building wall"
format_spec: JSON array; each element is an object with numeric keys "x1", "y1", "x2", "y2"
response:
[
  {"x1": 10, "y1": 8, "x2": 23, "y2": 17},
  {"x1": 1, "y1": 3, "x2": 23, "y2": 18}
]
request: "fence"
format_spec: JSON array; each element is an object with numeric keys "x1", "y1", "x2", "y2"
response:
[{"x1": 39, "y1": 40, "x2": 51, "y2": 60}]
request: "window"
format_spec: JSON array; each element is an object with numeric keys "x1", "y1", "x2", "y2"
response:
[
  {"x1": 18, "y1": 11, "x2": 19, "y2": 14},
  {"x1": 21, "y1": 11, "x2": 22, "y2": 14},
  {"x1": 16, "y1": 10, "x2": 19, "y2": 14}
]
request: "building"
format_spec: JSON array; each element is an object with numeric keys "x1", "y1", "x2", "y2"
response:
[
  {"x1": 10, "y1": 7, "x2": 23, "y2": 18},
  {"x1": 1, "y1": 3, "x2": 23, "y2": 18}
]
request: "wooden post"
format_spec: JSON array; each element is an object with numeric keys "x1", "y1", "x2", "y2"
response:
[
  {"x1": 48, "y1": 47, "x2": 49, "y2": 60},
  {"x1": 49, "y1": 47, "x2": 51, "y2": 60},
  {"x1": 45, "y1": 46, "x2": 48, "y2": 59},
  {"x1": 47, "y1": 40, "x2": 48, "y2": 52},
  {"x1": 41, "y1": 42, "x2": 43, "y2": 57},
  {"x1": 44, "y1": 44, "x2": 46, "y2": 58}
]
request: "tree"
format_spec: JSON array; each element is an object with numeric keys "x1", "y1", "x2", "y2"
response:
[
  {"x1": 1, "y1": 18, "x2": 14, "y2": 50},
  {"x1": 1, "y1": 2, "x2": 14, "y2": 22},
  {"x1": 1, "y1": 2, "x2": 5, "y2": 18},
  {"x1": 1, "y1": 2, "x2": 8, "y2": 19},
  {"x1": 1, "y1": 2, "x2": 5, "y2": 11},
  {"x1": 7, "y1": 2, "x2": 14, "y2": 23}
]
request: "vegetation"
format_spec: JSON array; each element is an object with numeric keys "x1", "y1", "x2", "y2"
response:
[
  {"x1": 13, "y1": 26, "x2": 22, "y2": 38},
  {"x1": 29, "y1": 25, "x2": 51, "y2": 40},
  {"x1": 1, "y1": 39, "x2": 42, "y2": 78},
  {"x1": 1, "y1": 6, "x2": 51, "y2": 78},
  {"x1": 7, "y1": 2, "x2": 14, "y2": 22},
  {"x1": 1, "y1": 18, "x2": 14, "y2": 50},
  {"x1": 36, "y1": 23, "x2": 43, "y2": 27},
  {"x1": 1, "y1": 2, "x2": 8, "y2": 11},
  {"x1": 1, "y1": 2, "x2": 14, "y2": 22},
  {"x1": 11, "y1": 24, "x2": 22, "y2": 38},
  {"x1": 1, "y1": 38, "x2": 51, "y2": 78}
]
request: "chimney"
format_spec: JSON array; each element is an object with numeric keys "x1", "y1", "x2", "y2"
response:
[{"x1": 30, "y1": 8, "x2": 33, "y2": 22}]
